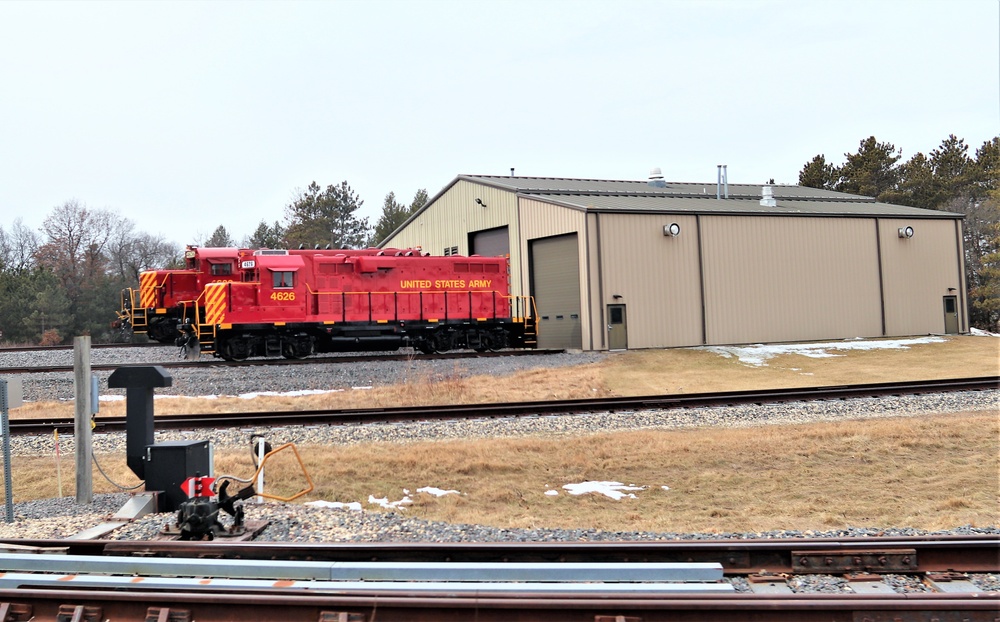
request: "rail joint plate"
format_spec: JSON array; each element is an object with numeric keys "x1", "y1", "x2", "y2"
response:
[{"x1": 793, "y1": 548, "x2": 916, "y2": 573}]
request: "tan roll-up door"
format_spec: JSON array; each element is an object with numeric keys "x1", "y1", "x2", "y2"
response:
[
  {"x1": 530, "y1": 233, "x2": 581, "y2": 349},
  {"x1": 470, "y1": 226, "x2": 509, "y2": 257}
]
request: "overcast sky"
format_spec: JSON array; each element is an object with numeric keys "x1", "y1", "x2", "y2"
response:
[{"x1": 1, "y1": 0, "x2": 997, "y2": 248}]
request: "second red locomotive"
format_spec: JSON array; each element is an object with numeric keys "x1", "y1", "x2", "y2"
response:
[{"x1": 181, "y1": 249, "x2": 536, "y2": 360}]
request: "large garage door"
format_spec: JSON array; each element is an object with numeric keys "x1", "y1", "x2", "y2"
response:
[
  {"x1": 470, "y1": 226, "x2": 509, "y2": 257},
  {"x1": 530, "y1": 234, "x2": 581, "y2": 349}
]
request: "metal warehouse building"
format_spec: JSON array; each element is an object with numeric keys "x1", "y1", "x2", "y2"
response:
[{"x1": 382, "y1": 174, "x2": 968, "y2": 351}]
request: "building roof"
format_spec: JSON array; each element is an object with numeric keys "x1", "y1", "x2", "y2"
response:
[
  {"x1": 522, "y1": 193, "x2": 959, "y2": 218},
  {"x1": 459, "y1": 175, "x2": 960, "y2": 219}
]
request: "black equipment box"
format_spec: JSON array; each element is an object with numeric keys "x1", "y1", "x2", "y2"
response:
[{"x1": 144, "y1": 440, "x2": 211, "y2": 512}]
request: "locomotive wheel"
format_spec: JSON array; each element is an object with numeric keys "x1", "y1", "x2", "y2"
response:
[
  {"x1": 282, "y1": 339, "x2": 312, "y2": 360},
  {"x1": 221, "y1": 339, "x2": 251, "y2": 362},
  {"x1": 488, "y1": 331, "x2": 506, "y2": 352},
  {"x1": 416, "y1": 341, "x2": 438, "y2": 355}
]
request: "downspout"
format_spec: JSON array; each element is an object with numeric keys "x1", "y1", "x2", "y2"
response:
[
  {"x1": 875, "y1": 219, "x2": 887, "y2": 336},
  {"x1": 955, "y1": 219, "x2": 968, "y2": 332},
  {"x1": 584, "y1": 212, "x2": 594, "y2": 351},
  {"x1": 696, "y1": 214, "x2": 707, "y2": 345},
  {"x1": 595, "y1": 213, "x2": 606, "y2": 350}
]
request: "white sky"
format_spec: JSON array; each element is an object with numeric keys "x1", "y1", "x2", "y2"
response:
[{"x1": 1, "y1": 0, "x2": 997, "y2": 248}]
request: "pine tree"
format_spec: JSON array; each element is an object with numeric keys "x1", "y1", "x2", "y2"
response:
[{"x1": 284, "y1": 181, "x2": 370, "y2": 249}]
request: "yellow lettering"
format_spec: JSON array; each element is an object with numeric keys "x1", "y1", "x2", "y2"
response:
[
  {"x1": 469, "y1": 279, "x2": 492, "y2": 288},
  {"x1": 400, "y1": 279, "x2": 432, "y2": 289}
]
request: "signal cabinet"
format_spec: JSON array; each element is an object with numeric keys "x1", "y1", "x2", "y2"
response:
[{"x1": 144, "y1": 440, "x2": 212, "y2": 512}]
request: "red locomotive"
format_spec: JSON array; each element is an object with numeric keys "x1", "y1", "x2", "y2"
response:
[
  {"x1": 119, "y1": 245, "x2": 411, "y2": 345},
  {"x1": 129, "y1": 247, "x2": 537, "y2": 359},
  {"x1": 118, "y1": 246, "x2": 245, "y2": 343}
]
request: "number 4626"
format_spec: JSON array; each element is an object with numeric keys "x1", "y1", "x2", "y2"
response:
[{"x1": 270, "y1": 292, "x2": 296, "y2": 301}]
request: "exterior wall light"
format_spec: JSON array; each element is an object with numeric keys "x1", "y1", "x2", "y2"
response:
[
  {"x1": 663, "y1": 223, "x2": 681, "y2": 237},
  {"x1": 475, "y1": 198, "x2": 487, "y2": 207},
  {"x1": 898, "y1": 226, "x2": 914, "y2": 238}
]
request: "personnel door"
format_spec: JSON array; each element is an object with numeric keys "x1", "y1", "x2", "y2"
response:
[
  {"x1": 943, "y1": 296, "x2": 959, "y2": 334},
  {"x1": 608, "y1": 304, "x2": 627, "y2": 350}
]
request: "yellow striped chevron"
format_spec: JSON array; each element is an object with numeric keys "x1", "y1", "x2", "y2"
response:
[
  {"x1": 139, "y1": 271, "x2": 160, "y2": 308},
  {"x1": 203, "y1": 283, "x2": 228, "y2": 325}
]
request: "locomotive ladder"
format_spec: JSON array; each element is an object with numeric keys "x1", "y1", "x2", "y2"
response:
[{"x1": 119, "y1": 288, "x2": 148, "y2": 334}]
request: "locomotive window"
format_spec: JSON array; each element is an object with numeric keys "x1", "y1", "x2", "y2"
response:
[
  {"x1": 210, "y1": 263, "x2": 232, "y2": 276},
  {"x1": 272, "y1": 271, "x2": 294, "y2": 288}
]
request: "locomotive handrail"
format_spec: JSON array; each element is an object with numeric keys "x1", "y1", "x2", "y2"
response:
[{"x1": 301, "y1": 288, "x2": 512, "y2": 322}]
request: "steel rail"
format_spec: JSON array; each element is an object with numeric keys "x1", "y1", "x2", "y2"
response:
[
  {"x1": 3, "y1": 535, "x2": 996, "y2": 574},
  {"x1": 6, "y1": 376, "x2": 997, "y2": 436},
  {"x1": 0, "y1": 342, "x2": 165, "y2": 353},
  {"x1": 0, "y1": 347, "x2": 562, "y2": 375}
]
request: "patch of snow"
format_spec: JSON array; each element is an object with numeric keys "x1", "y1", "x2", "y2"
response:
[
  {"x1": 544, "y1": 489, "x2": 559, "y2": 496},
  {"x1": 971, "y1": 327, "x2": 1000, "y2": 337},
  {"x1": 562, "y1": 481, "x2": 645, "y2": 500},
  {"x1": 698, "y1": 336, "x2": 948, "y2": 367},
  {"x1": 417, "y1": 486, "x2": 460, "y2": 497},
  {"x1": 368, "y1": 494, "x2": 412, "y2": 509}
]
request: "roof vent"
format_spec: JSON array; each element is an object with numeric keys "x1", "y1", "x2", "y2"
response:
[
  {"x1": 760, "y1": 186, "x2": 777, "y2": 208},
  {"x1": 716, "y1": 165, "x2": 729, "y2": 199},
  {"x1": 647, "y1": 167, "x2": 667, "y2": 188}
]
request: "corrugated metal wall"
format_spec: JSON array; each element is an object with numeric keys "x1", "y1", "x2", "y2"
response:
[
  {"x1": 700, "y1": 216, "x2": 883, "y2": 344},
  {"x1": 878, "y1": 218, "x2": 965, "y2": 335},
  {"x1": 594, "y1": 213, "x2": 704, "y2": 348},
  {"x1": 384, "y1": 180, "x2": 523, "y2": 296}
]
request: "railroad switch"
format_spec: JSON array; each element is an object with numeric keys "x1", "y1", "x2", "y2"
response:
[
  {"x1": 166, "y1": 478, "x2": 256, "y2": 541},
  {"x1": 791, "y1": 548, "x2": 917, "y2": 573}
]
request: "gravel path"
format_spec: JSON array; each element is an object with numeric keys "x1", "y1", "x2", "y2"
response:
[{"x1": 0, "y1": 345, "x2": 996, "y2": 595}]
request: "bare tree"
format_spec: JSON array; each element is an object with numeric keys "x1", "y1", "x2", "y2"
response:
[{"x1": 0, "y1": 219, "x2": 39, "y2": 273}]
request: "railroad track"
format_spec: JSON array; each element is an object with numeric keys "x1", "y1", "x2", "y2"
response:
[
  {"x1": 0, "y1": 536, "x2": 994, "y2": 621},
  {"x1": 7, "y1": 376, "x2": 997, "y2": 436},
  {"x1": 0, "y1": 347, "x2": 562, "y2": 374},
  {"x1": 0, "y1": 342, "x2": 165, "y2": 353}
]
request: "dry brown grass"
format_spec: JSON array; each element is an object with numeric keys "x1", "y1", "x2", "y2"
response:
[
  {"x1": 5, "y1": 335, "x2": 998, "y2": 532},
  {"x1": 12, "y1": 412, "x2": 998, "y2": 532}
]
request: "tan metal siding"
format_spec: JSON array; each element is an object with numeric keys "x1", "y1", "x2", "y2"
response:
[
  {"x1": 701, "y1": 216, "x2": 883, "y2": 344},
  {"x1": 596, "y1": 213, "x2": 703, "y2": 348},
  {"x1": 879, "y1": 218, "x2": 965, "y2": 336},
  {"x1": 518, "y1": 198, "x2": 590, "y2": 348},
  {"x1": 384, "y1": 180, "x2": 523, "y2": 295}
]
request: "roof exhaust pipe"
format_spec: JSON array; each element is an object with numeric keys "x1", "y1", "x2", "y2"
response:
[{"x1": 716, "y1": 165, "x2": 729, "y2": 199}]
